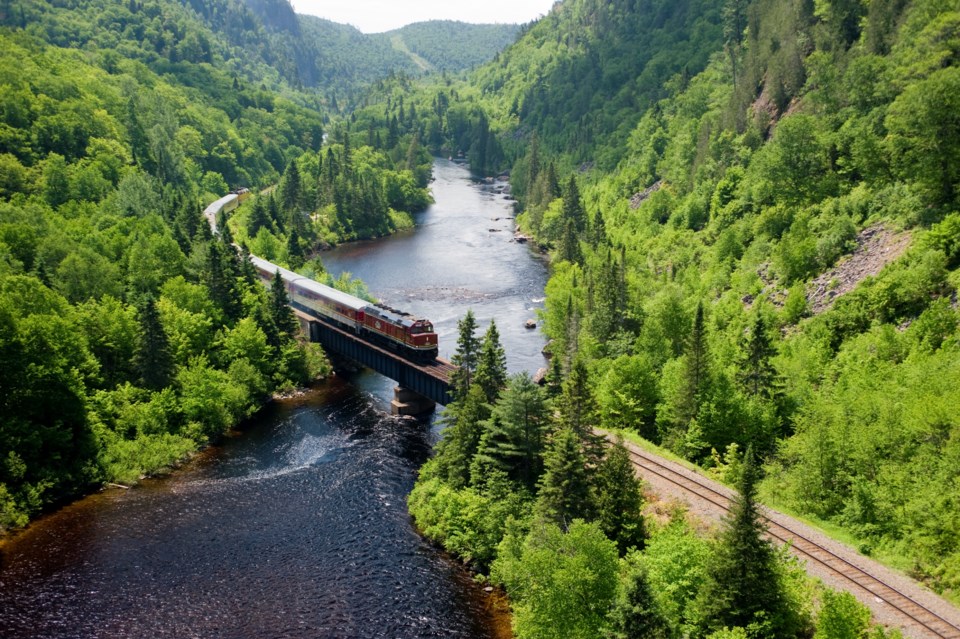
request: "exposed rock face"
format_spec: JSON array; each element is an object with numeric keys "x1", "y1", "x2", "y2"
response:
[
  {"x1": 806, "y1": 224, "x2": 912, "y2": 314},
  {"x1": 629, "y1": 180, "x2": 663, "y2": 209}
]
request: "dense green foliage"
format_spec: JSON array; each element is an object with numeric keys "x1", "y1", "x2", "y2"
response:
[
  {"x1": 410, "y1": 315, "x2": 885, "y2": 638},
  {"x1": 429, "y1": 0, "x2": 960, "y2": 603},
  {"x1": 406, "y1": 0, "x2": 960, "y2": 631},
  {"x1": 0, "y1": 18, "x2": 333, "y2": 530},
  {"x1": 2, "y1": 0, "x2": 520, "y2": 110},
  {"x1": 228, "y1": 132, "x2": 433, "y2": 260},
  {"x1": 387, "y1": 21, "x2": 522, "y2": 73}
]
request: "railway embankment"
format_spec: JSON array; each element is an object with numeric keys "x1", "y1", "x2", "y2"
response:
[{"x1": 607, "y1": 433, "x2": 960, "y2": 639}]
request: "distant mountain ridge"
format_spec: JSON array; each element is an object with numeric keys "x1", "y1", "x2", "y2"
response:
[
  {"x1": 1, "y1": 0, "x2": 519, "y2": 107},
  {"x1": 239, "y1": 0, "x2": 521, "y2": 90}
]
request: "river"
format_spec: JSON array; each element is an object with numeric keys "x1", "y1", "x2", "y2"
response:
[{"x1": 0, "y1": 159, "x2": 548, "y2": 638}]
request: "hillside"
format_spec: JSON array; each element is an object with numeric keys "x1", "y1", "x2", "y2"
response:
[
  {"x1": 404, "y1": 0, "x2": 960, "y2": 627},
  {"x1": 0, "y1": 0, "x2": 432, "y2": 532},
  {"x1": 385, "y1": 21, "x2": 522, "y2": 73},
  {"x1": 0, "y1": 0, "x2": 520, "y2": 110}
]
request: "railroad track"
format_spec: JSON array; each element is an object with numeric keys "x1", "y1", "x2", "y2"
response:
[{"x1": 623, "y1": 444, "x2": 960, "y2": 639}]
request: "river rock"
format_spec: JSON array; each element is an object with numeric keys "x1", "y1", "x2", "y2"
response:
[{"x1": 524, "y1": 319, "x2": 536, "y2": 329}]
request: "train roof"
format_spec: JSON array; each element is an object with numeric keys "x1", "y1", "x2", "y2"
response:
[
  {"x1": 203, "y1": 193, "x2": 237, "y2": 217},
  {"x1": 249, "y1": 255, "x2": 368, "y2": 312},
  {"x1": 366, "y1": 303, "x2": 429, "y2": 328}
]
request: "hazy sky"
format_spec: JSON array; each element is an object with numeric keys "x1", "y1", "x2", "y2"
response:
[{"x1": 290, "y1": 0, "x2": 557, "y2": 33}]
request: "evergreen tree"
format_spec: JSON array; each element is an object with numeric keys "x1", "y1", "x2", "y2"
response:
[
  {"x1": 474, "y1": 319, "x2": 508, "y2": 404},
  {"x1": 591, "y1": 208, "x2": 607, "y2": 246},
  {"x1": 450, "y1": 309, "x2": 480, "y2": 398},
  {"x1": 280, "y1": 159, "x2": 302, "y2": 213},
  {"x1": 723, "y1": 0, "x2": 748, "y2": 89},
  {"x1": 286, "y1": 227, "x2": 305, "y2": 270},
  {"x1": 545, "y1": 162, "x2": 561, "y2": 200},
  {"x1": 248, "y1": 197, "x2": 271, "y2": 237},
  {"x1": 475, "y1": 372, "x2": 550, "y2": 490},
  {"x1": 695, "y1": 448, "x2": 795, "y2": 637},
  {"x1": 267, "y1": 193, "x2": 284, "y2": 233},
  {"x1": 562, "y1": 174, "x2": 587, "y2": 233},
  {"x1": 535, "y1": 426, "x2": 593, "y2": 529},
  {"x1": 216, "y1": 209, "x2": 233, "y2": 244},
  {"x1": 559, "y1": 357, "x2": 604, "y2": 464},
  {"x1": 590, "y1": 253, "x2": 625, "y2": 343},
  {"x1": 134, "y1": 296, "x2": 173, "y2": 391},
  {"x1": 254, "y1": 296, "x2": 282, "y2": 353},
  {"x1": 235, "y1": 244, "x2": 255, "y2": 286},
  {"x1": 737, "y1": 311, "x2": 777, "y2": 398},
  {"x1": 682, "y1": 302, "x2": 710, "y2": 424},
  {"x1": 270, "y1": 270, "x2": 298, "y2": 339},
  {"x1": 205, "y1": 240, "x2": 242, "y2": 323},
  {"x1": 433, "y1": 384, "x2": 490, "y2": 489},
  {"x1": 526, "y1": 132, "x2": 541, "y2": 194},
  {"x1": 594, "y1": 437, "x2": 646, "y2": 555},
  {"x1": 605, "y1": 562, "x2": 670, "y2": 639},
  {"x1": 560, "y1": 219, "x2": 583, "y2": 265}
]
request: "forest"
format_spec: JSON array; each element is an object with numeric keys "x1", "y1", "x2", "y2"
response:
[
  {"x1": 2, "y1": 0, "x2": 960, "y2": 635},
  {"x1": 0, "y1": 0, "x2": 446, "y2": 531},
  {"x1": 400, "y1": 0, "x2": 960, "y2": 636}
]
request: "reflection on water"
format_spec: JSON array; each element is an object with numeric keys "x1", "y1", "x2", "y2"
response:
[{"x1": 0, "y1": 160, "x2": 545, "y2": 638}]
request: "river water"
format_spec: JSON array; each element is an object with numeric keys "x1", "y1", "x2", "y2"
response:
[{"x1": 0, "y1": 160, "x2": 548, "y2": 638}]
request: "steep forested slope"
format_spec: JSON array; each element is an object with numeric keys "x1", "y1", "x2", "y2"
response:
[
  {"x1": 473, "y1": 0, "x2": 724, "y2": 174},
  {"x1": 405, "y1": 0, "x2": 960, "y2": 612},
  {"x1": 386, "y1": 21, "x2": 522, "y2": 73},
  {"x1": 0, "y1": 0, "x2": 341, "y2": 531},
  {"x1": 531, "y1": 0, "x2": 960, "y2": 600},
  {"x1": 0, "y1": 0, "x2": 458, "y2": 533},
  {"x1": 0, "y1": 0, "x2": 520, "y2": 110}
]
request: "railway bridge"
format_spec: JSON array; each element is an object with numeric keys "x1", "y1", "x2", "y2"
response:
[{"x1": 293, "y1": 308, "x2": 456, "y2": 415}]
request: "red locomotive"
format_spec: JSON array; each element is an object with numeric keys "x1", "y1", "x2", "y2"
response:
[{"x1": 250, "y1": 255, "x2": 438, "y2": 362}]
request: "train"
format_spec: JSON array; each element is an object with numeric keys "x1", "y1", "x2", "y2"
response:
[
  {"x1": 202, "y1": 188, "x2": 250, "y2": 232},
  {"x1": 204, "y1": 191, "x2": 439, "y2": 363}
]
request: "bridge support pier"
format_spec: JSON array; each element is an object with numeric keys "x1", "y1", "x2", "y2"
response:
[{"x1": 391, "y1": 386, "x2": 436, "y2": 416}]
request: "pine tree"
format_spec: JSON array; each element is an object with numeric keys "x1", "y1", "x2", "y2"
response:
[
  {"x1": 434, "y1": 384, "x2": 490, "y2": 489},
  {"x1": 590, "y1": 253, "x2": 624, "y2": 343},
  {"x1": 560, "y1": 219, "x2": 583, "y2": 265},
  {"x1": 450, "y1": 310, "x2": 480, "y2": 398},
  {"x1": 682, "y1": 302, "x2": 710, "y2": 424},
  {"x1": 526, "y1": 132, "x2": 541, "y2": 194},
  {"x1": 238, "y1": 244, "x2": 257, "y2": 285},
  {"x1": 270, "y1": 270, "x2": 299, "y2": 339},
  {"x1": 594, "y1": 437, "x2": 646, "y2": 555},
  {"x1": 134, "y1": 296, "x2": 173, "y2": 391},
  {"x1": 606, "y1": 563, "x2": 670, "y2": 639},
  {"x1": 545, "y1": 353, "x2": 564, "y2": 399},
  {"x1": 695, "y1": 448, "x2": 794, "y2": 637},
  {"x1": 591, "y1": 208, "x2": 607, "y2": 246},
  {"x1": 280, "y1": 159, "x2": 302, "y2": 213},
  {"x1": 216, "y1": 210, "x2": 233, "y2": 245},
  {"x1": 737, "y1": 312, "x2": 777, "y2": 398},
  {"x1": 205, "y1": 241, "x2": 242, "y2": 323},
  {"x1": 267, "y1": 193, "x2": 284, "y2": 233},
  {"x1": 248, "y1": 197, "x2": 271, "y2": 237},
  {"x1": 286, "y1": 227, "x2": 305, "y2": 270},
  {"x1": 474, "y1": 319, "x2": 508, "y2": 404},
  {"x1": 559, "y1": 357, "x2": 604, "y2": 464},
  {"x1": 562, "y1": 175, "x2": 587, "y2": 232},
  {"x1": 475, "y1": 372, "x2": 550, "y2": 490},
  {"x1": 535, "y1": 427, "x2": 593, "y2": 529}
]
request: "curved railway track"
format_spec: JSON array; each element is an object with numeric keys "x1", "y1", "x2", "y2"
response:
[{"x1": 624, "y1": 444, "x2": 960, "y2": 639}]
